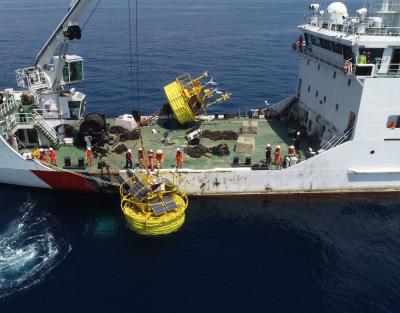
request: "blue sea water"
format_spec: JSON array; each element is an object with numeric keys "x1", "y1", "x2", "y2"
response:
[{"x1": 2, "y1": 0, "x2": 400, "y2": 312}]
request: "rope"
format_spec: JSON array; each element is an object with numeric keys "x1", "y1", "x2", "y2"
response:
[{"x1": 82, "y1": 0, "x2": 103, "y2": 31}]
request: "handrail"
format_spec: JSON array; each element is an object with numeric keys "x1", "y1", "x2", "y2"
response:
[{"x1": 319, "y1": 128, "x2": 353, "y2": 153}]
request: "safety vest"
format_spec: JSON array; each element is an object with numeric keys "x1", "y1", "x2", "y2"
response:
[
  {"x1": 176, "y1": 151, "x2": 183, "y2": 161},
  {"x1": 156, "y1": 152, "x2": 163, "y2": 162}
]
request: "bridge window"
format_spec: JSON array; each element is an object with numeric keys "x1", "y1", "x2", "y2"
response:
[
  {"x1": 320, "y1": 38, "x2": 331, "y2": 51},
  {"x1": 359, "y1": 48, "x2": 384, "y2": 64},
  {"x1": 331, "y1": 42, "x2": 343, "y2": 54},
  {"x1": 387, "y1": 115, "x2": 400, "y2": 128},
  {"x1": 311, "y1": 35, "x2": 320, "y2": 47}
]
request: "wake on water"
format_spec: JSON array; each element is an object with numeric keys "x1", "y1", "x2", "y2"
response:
[{"x1": 0, "y1": 200, "x2": 70, "y2": 299}]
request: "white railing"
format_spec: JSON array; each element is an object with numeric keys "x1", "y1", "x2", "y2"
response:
[
  {"x1": 299, "y1": 47, "x2": 400, "y2": 78},
  {"x1": 33, "y1": 108, "x2": 61, "y2": 119},
  {"x1": 16, "y1": 67, "x2": 48, "y2": 91},
  {"x1": 32, "y1": 112, "x2": 59, "y2": 144},
  {"x1": 318, "y1": 128, "x2": 353, "y2": 154},
  {"x1": 0, "y1": 112, "x2": 59, "y2": 146},
  {"x1": 306, "y1": 17, "x2": 400, "y2": 37},
  {"x1": 0, "y1": 95, "x2": 18, "y2": 117}
]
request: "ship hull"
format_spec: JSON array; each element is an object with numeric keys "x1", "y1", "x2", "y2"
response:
[{"x1": 2, "y1": 136, "x2": 400, "y2": 195}]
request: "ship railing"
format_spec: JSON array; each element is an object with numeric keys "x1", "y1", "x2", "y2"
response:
[
  {"x1": 318, "y1": 127, "x2": 353, "y2": 154},
  {"x1": 16, "y1": 67, "x2": 48, "y2": 91},
  {"x1": 305, "y1": 17, "x2": 400, "y2": 37},
  {"x1": 0, "y1": 94, "x2": 18, "y2": 118},
  {"x1": 31, "y1": 112, "x2": 59, "y2": 144},
  {"x1": 0, "y1": 112, "x2": 59, "y2": 145},
  {"x1": 299, "y1": 47, "x2": 345, "y2": 72},
  {"x1": 33, "y1": 108, "x2": 62, "y2": 119}
]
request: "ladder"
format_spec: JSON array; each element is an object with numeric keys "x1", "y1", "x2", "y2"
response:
[{"x1": 32, "y1": 113, "x2": 60, "y2": 148}]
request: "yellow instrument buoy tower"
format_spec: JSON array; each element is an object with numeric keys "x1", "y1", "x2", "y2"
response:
[
  {"x1": 164, "y1": 71, "x2": 231, "y2": 125},
  {"x1": 120, "y1": 172, "x2": 189, "y2": 236}
]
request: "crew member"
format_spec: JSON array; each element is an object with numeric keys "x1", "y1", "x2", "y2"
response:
[
  {"x1": 148, "y1": 149, "x2": 154, "y2": 171},
  {"x1": 274, "y1": 145, "x2": 281, "y2": 168},
  {"x1": 85, "y1": 147, "x2": 93, "y2": 167},
  {"x1": 288, "y1": 145, "x2": 296, "y2": 157},
  {"x1": 156, "y1": 149, "x2": 164, "y2": 169},
  {"x1": 176, "y1": 148, "x2": 183, "y2": 169},
  {"x1": 125, "y1": 149, "x2": 133, "y2": 169},
  {"x1": 265, "y1": 144, "x2": 272, "y2": 166},
  {"x1": 32, "y1": 146, "x2": 40, "y2": 159},
  {"x1": 39, "y1": 148, "x2": 47, "y2": 164},
  {"x1": 294, "y1": 131, "x2": 301, "y2": 151},
  {"x1": 138, "y1": 148, "x2": 144, "y2": 167},
  {"x1": 358, "y1": 51, "x2": 367, "y2": 64},
  {"x1": 48, "y1": 147, "x2": 57, "y2": 166}
]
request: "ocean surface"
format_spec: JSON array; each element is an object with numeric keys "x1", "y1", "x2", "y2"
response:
[{"x1": 1, "y1": 0, "x2": 400, "y2": 312}]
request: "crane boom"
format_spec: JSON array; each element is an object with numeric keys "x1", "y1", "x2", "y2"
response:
[{"x1": 36, "y1": 0, "x2": 94, "y2": 68}]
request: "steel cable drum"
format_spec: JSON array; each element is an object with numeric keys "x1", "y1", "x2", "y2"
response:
[
  {"x1": 78, "y1": 113, "x2": 107, "y2": 146},
  {"x1": 79, "y1": 113, "x2": 106, "y2": 136}
]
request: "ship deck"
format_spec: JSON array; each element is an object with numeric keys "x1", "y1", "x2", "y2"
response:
[{"x1": 53, "y1": 117, "x2": 319, "y2": 175}]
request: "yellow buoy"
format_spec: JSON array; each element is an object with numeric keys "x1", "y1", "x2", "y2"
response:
[
  {"x1": 164, "y1": 71, "x2": 231, "y2": 125},
  {"x1": 120, "y1": 172, "x2": 188, "y2": 236}
]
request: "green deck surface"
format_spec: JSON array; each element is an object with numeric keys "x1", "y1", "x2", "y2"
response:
[{"x1": 53, "y1": 117, "x2": 317, "y2": 173}]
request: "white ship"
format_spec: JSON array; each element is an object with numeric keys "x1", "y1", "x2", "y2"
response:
[{"x1": 1, "y1": 0, "x2": 400, "y2": 196}]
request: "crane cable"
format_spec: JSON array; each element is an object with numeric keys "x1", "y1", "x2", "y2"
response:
[
  {"x1": 128, "y1": 0, "x2": 149, "y2": 175},
  {"x1": 82, "y1": 0, "x2": 104, "y2": 31}
]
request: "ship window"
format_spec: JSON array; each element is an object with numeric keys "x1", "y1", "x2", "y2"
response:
[
  {"x1": 387, "y1": 115, "x2": 400, "y2": 128},
  {"x1": 333, "y1": 72, "x2": 336, "y2": 79},
  {"x1": 324, "y1": 96, "x2": 327, "y2": 103},
  {"x1": 359, "y1": 48, "x2": 384, "y2": 64},
  {"x1": 320, "y1": 38, "x2": 331, "y2": 51},
  {"x1": 343, "y1": 45, "x2": 353, "y2": 60},
  {"x1": 311, "y1": 35, "x2": 320, "y2": 47},
  {"x1": 331, "y1": 42, "x2": 343, "y2": 55},
  {"x1": 304, "y1": 33, "x2": 311, "y2": 47},
  {"x1": 308, "y1": 85, "x2": 311, "y2": 92},
  {"x1": 315, "y1": 91, "x2": 319, "y2": 97}
]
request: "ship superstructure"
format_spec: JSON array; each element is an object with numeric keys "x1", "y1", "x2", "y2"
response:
[{"x1": 1, "y1": 0, "x2": 400, "y2": 196}]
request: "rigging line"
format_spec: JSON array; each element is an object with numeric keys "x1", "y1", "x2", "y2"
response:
[
  {"x1": 128, "y1": 0, "x2": 149, "y2": 175},
  {"x1": 128, "y1": 0, "x2": 135, "y2": 100},
  {"x1": 82, "y1": 0, "x2": 103, "y2": 31},
  {"x1": 135, "y1": 0, "x2": 141, "y2": 110}
]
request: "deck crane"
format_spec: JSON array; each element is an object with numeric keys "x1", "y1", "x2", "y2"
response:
[{"x1": 14, "y1": 0, "x2": 96, "y2": 137}]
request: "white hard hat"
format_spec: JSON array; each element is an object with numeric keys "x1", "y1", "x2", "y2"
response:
[
  {"x1": 289, "y1": 145, "x2": 295, "y2": 149},
  {"x1": 49, "y1": 148, "x2": 53, "y2": 151},
  {"x1": 276, "y1": 145, "x2": 281, "y2": 149},
  {"x1": 149, "y1": 149, "x2": 153, "y2": 152},
  {"x1": 128, "y1": 149, "x2": 131, "y2": 153},
  {"x1": 297, "y1": 131, "x2": 300, "y2": 135},
  {"x1": 87, "y1": 147, "x2": 91, "y2": 151},
  {"x1": 157, "y1": 149, "x2": 163, "y2": 154},
  {"x1": 139, "y1": 147, "x2": 143, "y2": 151},
  {"x1": 39, "y1": 148, "x2": 44, "y2": 152},
  {"x1": 266, "y1": 144, "x2": 271, "y2": 147}
]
